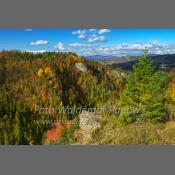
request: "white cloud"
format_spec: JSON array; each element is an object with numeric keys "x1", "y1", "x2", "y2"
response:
[
  {"x1": 117, "y1": 43, "x2": 148, "y2": 50},
  {"x1": 54, "y1": 42, "x2": 65, "y2": 51},
  {"x1": 75, "y1": 41, "x2": 175, "y2": 56},
  {"x1": 78, "y1": 33, "x2": 87, "y2": 39},
  {"x1": 72, "y1": 30, "x2": 87, "y2": 39},
  {"x1": 25, "y1": 50, "x2": 47, "y2": 53},
  {"x1": 88, "y1": 35, "x2": 107, "y2": 43},
  {"x1": 30, "y1": 40, "x2": 48, "y2": 46},
  {"x1": 68, "y1": 43, "x2": 91, "y2": 47},
  {"x1": 82, "y1": 51, "x2": 94, "y2": 55},
  {"x1": 89, "y1": 29, "x2": 97, "y2": 32},
  {"x1": 154, "y1": 50, "x2": 163, "y2": 55},
  {"x1": 25, "y1": 29, "x2": 32, "y2": 31},
  {"x1": 72, "y1": 30, "x2": 81, "y2": 35},
  {"x1": 98, "y1": 29, "x2": 111, "y2": 34},
  {"x1": 72, "y1": 30, "x2": 86, "y2": 35},
  {"x1": 72, "y1": 29, "x2": 110, "y2": 42}
]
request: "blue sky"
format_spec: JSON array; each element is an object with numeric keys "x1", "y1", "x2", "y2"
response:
[{"x1": 1, "y1": 29, "x2": 175, "y2": 56}]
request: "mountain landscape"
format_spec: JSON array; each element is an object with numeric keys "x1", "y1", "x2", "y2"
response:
[
  {"x1": 1, "y1": 50, "x2": 175, "y2": 145},
  {"x1": 1, "y1": 29, "x2": 175, "y2": 145}
]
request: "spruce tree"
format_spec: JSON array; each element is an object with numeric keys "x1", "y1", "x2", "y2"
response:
[{"x1": 119, "y1": 51, "x2": 166, "y2": 124}]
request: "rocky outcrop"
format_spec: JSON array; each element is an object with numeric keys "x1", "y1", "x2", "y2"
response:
[
  {"x1": 75, "y1": 62, "x2": 87, "y2": 73},
  {"x1": 75, "y1": 110, "x2": 102, "y2": 144}
]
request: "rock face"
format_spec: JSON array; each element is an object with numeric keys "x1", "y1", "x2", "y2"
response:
[
  {"x1": 75, "y1": 62, "x2": 87, "y2": 73},
  {"x1": 75, "y1": 110, "x2": 101, "y2": 144}
]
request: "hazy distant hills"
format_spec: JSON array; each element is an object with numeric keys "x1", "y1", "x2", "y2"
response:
[
  {"x1": 85, "y1": 55, "x2": 114, "y2": 60},
  {"x1": 86, "y1": 54, "x2": 175, "y2": 71}
]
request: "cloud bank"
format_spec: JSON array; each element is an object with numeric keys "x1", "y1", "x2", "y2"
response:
[{"x1": 30, "y1": 40, "x2": 48, "y2": 46}]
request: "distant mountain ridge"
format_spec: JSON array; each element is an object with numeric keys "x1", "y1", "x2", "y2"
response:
[
  {"x1": 86, "y1": 54, "x2": 175, "y2": 71},
  {"x1": 85, "y1": 55, "x2": 114, "y2": 60}
]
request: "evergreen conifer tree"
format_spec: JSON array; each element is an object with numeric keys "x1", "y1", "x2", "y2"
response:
[{"x1": 119, "y1": 51, "x2": 166, "y2": 124}]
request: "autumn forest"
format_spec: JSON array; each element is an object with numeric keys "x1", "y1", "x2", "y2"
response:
[{"x1": 1, "y1": 50, "x2": 175, "y2": 144}]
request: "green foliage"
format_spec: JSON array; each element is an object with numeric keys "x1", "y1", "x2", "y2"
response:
[
  {"x1": 56, "y1": 120, "x2": 79, "y2": 144},
  {"x1": 119, "y1": 54, "x2": 167, "y2": 124},
  {"x1": 92, "y1": 115, "x2": 175, "y2": 145},
  {"x1": 4, "y1": 131, "x2": 10, "y2": 145}
]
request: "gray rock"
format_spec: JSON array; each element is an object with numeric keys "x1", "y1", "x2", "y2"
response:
[
  {"x1": 75, "y1": 62, "x2": 87, "y2": 72},
  {"x1": 75, "y1": 110, "x2": 101, "y2": 144}
]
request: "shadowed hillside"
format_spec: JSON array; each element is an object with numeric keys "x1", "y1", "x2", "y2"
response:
[{"x1": 97, "y1": 54, "x2": 175, "y2": 71}]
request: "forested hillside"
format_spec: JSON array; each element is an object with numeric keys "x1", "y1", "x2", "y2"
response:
[{"x1": 1, "y1": 51, "x2": 175, "y2": 144}]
